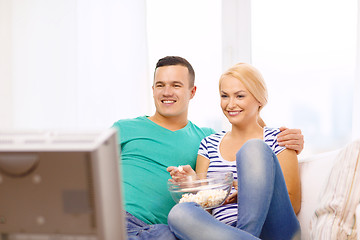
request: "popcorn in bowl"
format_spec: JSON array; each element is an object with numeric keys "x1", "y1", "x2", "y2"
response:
[
  {"x1": 168, "y1": 172, "x2": 233, "y2": 209},
  {"x1": 179, "y1": 189, "x2": 229, "y2": 208}
]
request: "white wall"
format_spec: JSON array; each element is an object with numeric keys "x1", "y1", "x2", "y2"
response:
[
  {"x1": 0, "y1": 0, "x2": 149, "y2": 130},
  {"x1": 0, "y1": 0, "x2": 13, "y2": 128}
]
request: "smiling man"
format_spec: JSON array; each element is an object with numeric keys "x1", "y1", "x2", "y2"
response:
[
  {"x1": 112, "y1": 56, "x2": 304, "y2": 239},
  {"x1": 149, "y1": 63, "x2": 196, "y2": 130}
]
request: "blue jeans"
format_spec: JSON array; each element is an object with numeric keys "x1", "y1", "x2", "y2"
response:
[
  {"x1": 126, "y1": 212, "x2": 177, "y2": 240},
  {"x1": 167, "y1": 139, "x2": 301, "y2": 240}
]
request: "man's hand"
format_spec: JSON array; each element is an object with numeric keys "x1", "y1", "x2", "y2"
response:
[
  {"x1": 167, "y1": 165, "x2": 195, "y2": 182},
  {"x1": 277, "y1": 127, "x2": 304, "y2": 155}
]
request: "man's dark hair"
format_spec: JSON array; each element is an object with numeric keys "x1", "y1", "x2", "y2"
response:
[{"x1": 155, "y1": 56, "x2": 195, "y2": 87}]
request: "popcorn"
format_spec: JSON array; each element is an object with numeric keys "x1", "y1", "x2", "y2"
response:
[
  {"x1": 179, "y1": 189, "x2": 228, "y2": 208},
  {"x1": 178, "y1": 165, "x2": 184, "y2": 172}
]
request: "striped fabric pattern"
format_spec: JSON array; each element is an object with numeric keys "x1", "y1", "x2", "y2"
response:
[
  {"x1": 197, "y1": 126, "x2": 286, "y2": 225},
  {"x1": 310, "y1": 140, "x2": 360, "y2": 239}
]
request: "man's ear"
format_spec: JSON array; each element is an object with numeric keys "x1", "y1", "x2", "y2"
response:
[{"x1": 190, "y1": 86, "x2": 197, "y2": 99}]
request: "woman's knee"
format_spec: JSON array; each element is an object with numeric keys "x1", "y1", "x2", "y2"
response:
[
  {"x1": 168, "y1": 202, "x2": 198, "y2": 225},
  {"x1": 235, "y1": 139, "x2": 275, "y2": 179},
  {"x1": 236, "y1": 139, "x2": 272, "y2": 163},
  {"x1": 238, "y1": 139, "x2": 269, "y2": 156}
]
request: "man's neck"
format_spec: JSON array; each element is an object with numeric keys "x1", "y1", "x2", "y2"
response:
[{"x1": 148, "y1": 114, "x2": 188, "y2": 131}]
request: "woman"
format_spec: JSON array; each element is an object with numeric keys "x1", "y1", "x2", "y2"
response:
[{"x1": 167, "y1": 63, "x2": 301, "y2": 240}]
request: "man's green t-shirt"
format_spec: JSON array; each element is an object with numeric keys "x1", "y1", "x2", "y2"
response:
[{"x1": 112, "y1": 116, "x2": 214, "y2": 225}]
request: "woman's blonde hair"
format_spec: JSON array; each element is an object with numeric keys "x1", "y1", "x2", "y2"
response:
[{"x1": 219, "y1": 63, "x2": 268, "y2": 127}]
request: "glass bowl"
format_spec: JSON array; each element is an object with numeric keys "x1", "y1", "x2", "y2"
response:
[{"x1": 168, "y1": 172, "x2": 234, "y2": 209}]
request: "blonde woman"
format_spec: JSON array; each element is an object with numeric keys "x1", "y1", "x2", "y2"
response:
[{"x1": 167, "y1": 63, "x2": 301, "y2": 240}]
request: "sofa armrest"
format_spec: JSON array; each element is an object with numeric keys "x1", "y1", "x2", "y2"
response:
[
  {"x1": 357, "y1": 204, "x2": 360, "y2": 240},
  {"x1": 297, "y1": 150, "x2": 340, "y2": 240}
]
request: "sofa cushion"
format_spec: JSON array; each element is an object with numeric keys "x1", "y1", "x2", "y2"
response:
[{"x1": 310, "y1": 139, "x2": 360, "y2": 239}]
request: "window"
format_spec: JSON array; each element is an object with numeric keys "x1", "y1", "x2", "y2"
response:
[
  {"x1": 251, "y1": 0, "x2": 358, "y2": 154},
  {"x1": 147, "y1": 0, "x2": 359, "y2": 154}
]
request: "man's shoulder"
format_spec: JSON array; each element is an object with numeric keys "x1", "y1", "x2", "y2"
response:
[
  {"x1": 200, "y1": 127, "x2": 216, "y2": 136},
  {"x1": 187, "y1": 121, "x2": 216, "y2": 137},
  {"x1": 111, "y1": 116, "x2": 151, "y2": 143},
  {"x1": 112, "y1": 116, "x2": 147, "y2": 128}
]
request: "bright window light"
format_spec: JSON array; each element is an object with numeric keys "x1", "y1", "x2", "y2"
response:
[
  {"x1": 145, "y1": 0, "x2": 223, "y2": 130},
  {"x1": 251, "y1": 0, "x2": 357, "y2": 154}
]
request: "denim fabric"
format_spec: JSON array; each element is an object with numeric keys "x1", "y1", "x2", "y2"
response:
[
  {"x1": 167, "y1": 139, "x2": 300, "y2": 240},
  {"x1": 168, "y1": 202, "x2": 260, "y2": 240},
  {"x1": 126, "y1": 212, "x2": 177, "y2": 240}
]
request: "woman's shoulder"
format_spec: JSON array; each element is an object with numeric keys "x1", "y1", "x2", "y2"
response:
[
  {"x1": 203, "y1": 131, "x2": 227, "y2": 140},
  {"x1": 263, "y1": 126, "x2": 281, "y2": 138},
  {"x1": 199, "y1": 131, "x2": 227, "y2": 146},
  {"x1": 263, "y1": 126, "x2": 285, "y2": 155}
]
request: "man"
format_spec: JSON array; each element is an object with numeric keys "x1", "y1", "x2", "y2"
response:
[{"x1": 112, "y1": 56, "x2": 304, "y2": 239}]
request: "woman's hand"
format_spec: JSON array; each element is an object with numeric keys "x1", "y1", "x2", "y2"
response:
[
  {"x1": 167, "y1": 165, "x2": 196, "y2": 182},
  {"x1": 224, "y1": 180, "x2": 238, "y2": 204}
]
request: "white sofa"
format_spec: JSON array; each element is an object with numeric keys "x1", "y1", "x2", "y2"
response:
[{"x1": 297, "y1": 149, "x2": 360, "y2": 240}]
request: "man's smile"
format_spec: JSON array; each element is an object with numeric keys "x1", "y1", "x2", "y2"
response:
[{"x1": 161, "y1": 100, "x2": 176, "y2": 104}]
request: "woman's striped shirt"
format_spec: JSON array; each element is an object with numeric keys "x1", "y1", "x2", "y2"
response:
[{"x1": 197, "y1": 126, "x2": 286, "y2": 225}]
